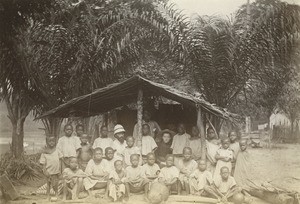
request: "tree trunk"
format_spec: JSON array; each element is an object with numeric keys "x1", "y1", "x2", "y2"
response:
[
  {"x1": 11, "y1": 118, "x2": 25, "y2": 158},
  {"x1": 4, "y1": 90, "x2": 31, "y2": 158}
]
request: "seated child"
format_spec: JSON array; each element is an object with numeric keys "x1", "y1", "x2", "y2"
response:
[
  {"x1": 155, "y1": 129, "x2": 173, "y2": 168},
  {"x1": 62, "y1": 157, "x2": 87, "y2": 200},
  {"x1": 214, "y1": 138, "x2": 233, "y2": 179},
  {"x1": 158, "y1": 154, "x2": 180, "y2": 195},
  {"x1": 92, "y1": 126, "x2": 113, "y2": 151},
  {"x1": 205, "y1": 166, "x2": 242, "y2": 203},
  {"x1": 40, "y1": 136, "x2": 63, "y2": 201},
  {"x1": 177, "y1": 147, "x2": 197, "y2": 194},
  {"x1": 123, "y1": 136, "x2": 142, "y2": 167},
  {"x1": 141, "y1": 124, "x2": 157, "y2": 163},
  {"x1": 142, "y1": 153, "x2": 160, "y2": 184},
  {"x1": 189, "y1": 160, "x2": 213, "y2": 196},
  {"x1": 171, "y1": 123, "x2": 191, "y2": 166},
  {"x1": 57, "y1": 124, "x2": 81, "y2": 171},
  {"x1": 78, "y1": 134, "x2": 93, "y2": 171},
  {"x1": 84, "y1": 148, "x2": 109, "y2": 196},
  {"x1": 108, "y1": 160, "x2": 127, "y2": 202},
  {"x1": 125, "y1": 154, "x2": 149, "y2": 200},
  {"x1": 187, "y1": 126, "x2": 202, "y2": 161},
  {"x1": 105, "y1": 147, "x2": 117, "y2": 172},
  {"x1": 112, "y1": 124, "x2": 127, "y2": 160}
]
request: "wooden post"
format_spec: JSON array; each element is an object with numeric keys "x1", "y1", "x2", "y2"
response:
[
  {"x1": 136, "y1": 88, "x2": 143, "y2": 148},
  {"x1": 197, "y1": 106, "x2": 206, "y2": 160}
]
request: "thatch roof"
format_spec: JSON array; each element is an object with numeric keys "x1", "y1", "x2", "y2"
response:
[{"x1": 36, "y1": 75, "x2": 238, "y2": 121}]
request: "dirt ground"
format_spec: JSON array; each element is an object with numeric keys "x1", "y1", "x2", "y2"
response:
[{"x1": 2, "y1": 143, "x2": 300, "y2": 204}]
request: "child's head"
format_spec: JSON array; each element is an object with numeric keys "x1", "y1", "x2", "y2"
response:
[
  {"x1": 130, "y1": 154, "x2": 140, "y2": 167},
  {"x1": 228, "y1": 131, "x2": 238, "y2": 143},
  {"x1": 114, "y1": 124, "x2": 125, "y2": 143},
  {"x1": 239, "y1": 139, "x2": 248, "y2": 151},
  {"x1": 142, "y1": 124, "x2": 150, "y2": 136},
  {"x1": 183, "y1": 147, "x2": 192, "y2": 161},
  {"x1": 105, "y1": 147, "x2": 115, "y2": 161},
  {"x1": 177, "y1": 123, "x2": 186, "y2": 135},
  {"x1": 191, "y1": 126, "x2": 199, "y2": 137},
  {"x1": 126, "y1": 136, "x2": 135, "y2": 148},
  {"x1": 64, "y1": 124, "x2": 73, "y2": 137},
  {"x1": 165, "y1": 154, "x2": 174, "y2": 167},
  {"x1": 220, "y1": 166, "x2": 230, "y2": 180},
  {"x1": 207, "y1": 127, "x2": 216, "y2": 140},
  {"x1": 198, "y1": 159, "x2": 207, "y2": 172},
  {"x1": 94, "y1": 147, "x2": 103, "y2": 162},
  {"x1": 101, "y1": 126, "x2": 108, "y2": 138},
  {"x1": 147, "y1": 152, "x2": 156, "y2": 166},
  {"x1": 69, "y1": 157, "x2": 78, "y2": 170},
  {"x1": 76, "y1": 124, "x2": 84, "y2": 137},
  {"x1": 80, "y1": 134, "x2": 89, "y2": 144},
  {"x1": 46, "y1": 136, "x2": 56, "y2": 148},
  {"x1": 114, "y1": 160, "x2": 123, "y2": 172},
  {"x1": 162, "y1": 131, "x2": 171, "y2": 144},
  {"x1": 221, "y1": 138, "x2": 230, "y2": 149}
]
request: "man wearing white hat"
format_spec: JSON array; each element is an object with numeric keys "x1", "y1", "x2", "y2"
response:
[{"x1": 112, "y1": 124, "x2": 127, "y2": 160}]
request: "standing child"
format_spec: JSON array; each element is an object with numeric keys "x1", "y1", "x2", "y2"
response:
[
  {"x1": 158, "y1": 154, "x2": 180, "y2": 195},
  {"x1": 142, "y1": 153, "x2": 160, "y2": 184},
  {"x1": 177, "y1": 147, "x2": 197, "y2": 194},
  {"x1": 228, "y1": 131, "x2": 240, "y2": 174},
  {"x1": 108, "y1": 160, "x2": 127, "y2": 202},
  {"x1": 171, "y1": 123, "x2": 190, "y2": 166},
  {"x1": 40, "y1": 136, "x2": 63, "y2": 201},
  {"x1": 112, "y1": 124, "x2": 127, "y2": 160},
  {"x1": 155, "y1": 129, "x2": 173, "y2": 168},
  {"x1": 57, "y1": 124, "x2": 82, "y2": 171},
  {"x1": 123, "y1": 136, "x2": 142, "y2": 167},
  {"x1": 141, "y1": 124, "x2": 157, "y2": 163},
  {"x1": 84, "y1": 148, "x2": 109, "y2": 196},
  {"x1": 205, "y1": 167, "x2": 242, "y2": 203},
  {"x1": 125, "y1": 154, "x2": 150, "y2": 201},
  {"x1": 206, "y1": 127, "x2": 220, "y2": 174},
  {"x1": 78, "y1": 134, "x2": 93, "y2": 171},
  {"x1": 187, "y1": 126, "x2": 202, "y2": 161},
  {"x1": 214, "y1": 138, "x2": 234, "y2": 180},
  {"x1": 75, "y1": 124, "x2": 84, "y2": 137},
  {"x1": 189, "y1": 160, "x2": 213, "y2": 196},
  {"x1": 62, "y1": 157, "x2": 86, "y2": 200},
  {"x1": 92, "y1": 126, "x2": 113, "y2": 151},
  {"x1": 234, "y1": 139, "x2": 251, "y2": 190},
  {"x1": 105, "y1": 147, "x2": 117, "y2": 172}
]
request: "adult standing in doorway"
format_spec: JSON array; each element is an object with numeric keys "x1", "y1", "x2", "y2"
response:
[{"x1": 133, "y1": 110, "x2": 161, "y2": 143}]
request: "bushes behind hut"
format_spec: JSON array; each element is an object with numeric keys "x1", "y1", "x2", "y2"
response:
[{"x1": 0, "y1": 150, "x2": 43, "y2": 183}]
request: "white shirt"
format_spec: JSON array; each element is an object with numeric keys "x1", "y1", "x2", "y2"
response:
[
  {"x1": 92, "y1": 137, "x2": 113, "y2": 151},
  {"x1": 57, "y1": 136, "x2": 81, "y2": 157},
  {"x1": 112, "y1": 140, "x2": 127, "y2": 160},
  {"x1": 141, "y1": 136, "x2": 157, "y2": 155},
  {"x1": 171, "y1": 133, "x2": 191, "y2": 154}
]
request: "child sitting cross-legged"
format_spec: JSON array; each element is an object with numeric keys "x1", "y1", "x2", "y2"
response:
[
  {"x1": 177, "y1": 147, "x2": 198, "y2": 195},
  {"x1": 84, "y1": 147, "x2": 109, "y2": 197},
  {"x1": 189, "y1": 160, "x2": 213, "y2": 196},
  {"x1": 62, "y1": 157, "x2": 87, "y2": 200},
  {"x1": 125, "y1": 154, "x2": 150, "y2": 201},
  {"x1": 123, "y1": 136, "x2": 142, "y2": 167},
  {"x1": 108, "y1": 160, "x2": 127, "y2": 202},
  {"x1": 205, "y1": 166, "x2": 242, "y2": 203},
  {"x1": 158, "y1": 154, "x2": 180, "y2": 195},
  {"x1": 40, "y1": 136, "x2": 63, "y2": 201},
  {"x1": 142, "y1": 153, "x2": 160, "y2": 185}
]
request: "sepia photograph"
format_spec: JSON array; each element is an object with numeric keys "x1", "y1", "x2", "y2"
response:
[{"x1": 0, "y1": 0, "x2": 300, "y2": 203}]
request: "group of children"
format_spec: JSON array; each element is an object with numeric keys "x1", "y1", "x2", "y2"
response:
[{"x1": 40, "y1": 121, "x2": 250, "y2": 203}]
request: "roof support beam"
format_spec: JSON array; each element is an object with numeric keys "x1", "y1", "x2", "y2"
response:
[
  {"x1": 197, "y1": 106, "x2": 206, "y2": 161},
  {"x1": 136, "y1": 87, "x2": 143, "y2": 148}
]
